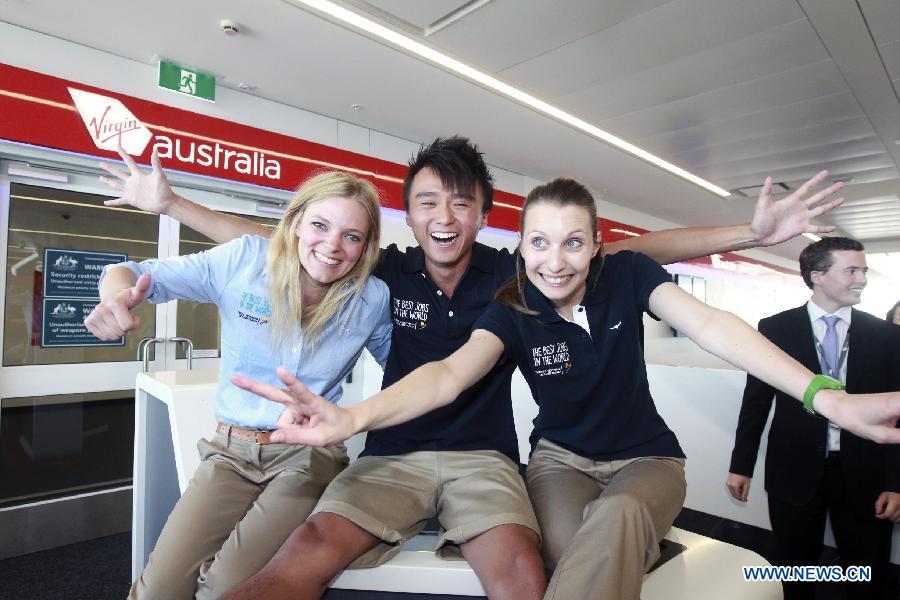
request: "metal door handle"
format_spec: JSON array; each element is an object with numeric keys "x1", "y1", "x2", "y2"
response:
[
  {"x1": 167, "y1": 337, "x2": 194, "y2": 370},
  {"x1": 138, "y1": 337, "x2": 165, "y2": 372}
]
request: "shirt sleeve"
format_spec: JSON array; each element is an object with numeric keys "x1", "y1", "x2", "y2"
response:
[
  {"x1": 472, "y1": 300, "x2": 517, "y2": 364},
  {"x1": 630, "y1": 252, "x2": 674, "y2": 314},
  {"x1": 365, "y1": 278, "x2": 393, "y2": 369},
  {"x1": 99, "y1": 235, "x2": 258, "y2": 305}
]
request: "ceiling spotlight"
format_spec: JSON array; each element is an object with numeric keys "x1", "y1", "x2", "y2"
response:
[
  {"x1": 220, "y1": 19, "x2": 240, "y2": 35},
  {"x1": 351, "y1": 104, "x2": 362, "y2": 111},
  {"x1": 238, "y1": 82, "x2": 257, "y2": 91}
]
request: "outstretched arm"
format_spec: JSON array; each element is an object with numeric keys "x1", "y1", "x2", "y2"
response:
[
  {"x1": 231, "y1": 329, "x2": 505, "y2": 445},
  {"x1": 609, "y1": 171, "x2": 844, "y2": 265},
  {"x1": 649, "y1": 282, "x2": 900, "y2": 443},
  {"x1": 99, "y1": 147, "x2": 271, "y2": 243}
]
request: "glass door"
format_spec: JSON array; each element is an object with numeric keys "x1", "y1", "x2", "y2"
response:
[
  {"x1": 1, "y1": 175, "x2": 163, "y2": 515},
  {"x1": 0, "y1": 156, "x2": 280, "y2": 556}
]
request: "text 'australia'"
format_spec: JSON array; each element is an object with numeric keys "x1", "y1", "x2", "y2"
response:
[{"x1": 154, "y1": 136, "x2": 282, "y2": 180}]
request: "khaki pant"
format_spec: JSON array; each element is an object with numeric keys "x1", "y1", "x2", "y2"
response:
[
  {"x1": 526, "y1": 438, "x2": 686, "y2": 600},
  {"x1": 129, "y1": 433, "x2": 347, "y2": 600},
  {"x1": 312, "y1": 450, "x2": 540, "y2": 567}
]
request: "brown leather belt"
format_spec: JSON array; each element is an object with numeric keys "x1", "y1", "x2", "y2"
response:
[{"x1": 216, "y1": 421, "x2": 274, "y2": 444}]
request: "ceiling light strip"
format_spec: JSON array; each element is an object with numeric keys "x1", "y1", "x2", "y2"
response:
[
  {"x1": 10, "y1": 228, "x2": 157, "y2": 245},
  {"x1": 425, "y1": 0, "x2": 496, "y2": 37},
  {"x1": 11, "y1": 195, "x2": 154, "y2": 214},
  {"x1": 0, "y1": 89, "x2": 76, "y2": 111},
  {"x1": 290, "y1": 0, "x2": 730, "y2": 197},
  {"x1": 610, "y1": 228, "x2": 641, "y2": 237},
  {"x1": 493, "y1": 201, "x2": 522, "y2": 211}
]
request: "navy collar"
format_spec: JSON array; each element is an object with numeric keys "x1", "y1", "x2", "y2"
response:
[{"x1": 400, "y1": 241, "x2": 496, "y2": 275}]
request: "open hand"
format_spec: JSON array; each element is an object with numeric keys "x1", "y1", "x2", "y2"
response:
[
  {"x1": 230, "y1": 367, "x2": 357, "y2": 445},
  {"x1": 84, "y1": 273, "x2": 151, "y2": 340},
  {"x1": 99, "y1": 147, "x2": 179, "y2": 215},
  {"x1": 815, "y1": 389, "x2": 900, "y2": 444},
  {"x1": 750, "y1": 170, "x2": 844, "y2": 246}
]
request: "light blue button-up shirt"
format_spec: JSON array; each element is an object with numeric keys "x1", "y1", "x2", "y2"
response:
[{"x1": 103, "y1": 235, "x2": 392, "y2": 429}]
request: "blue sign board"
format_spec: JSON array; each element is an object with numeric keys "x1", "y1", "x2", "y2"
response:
[
  {"x1": 43, "y1": 249, "x2": 126, "y2": 299},
  {"x1": 41, "y1": 248, "x2": 127, "y2": 347},
  {"x1": 41, "y1": 298, "x2": 124, "y2": 347}
]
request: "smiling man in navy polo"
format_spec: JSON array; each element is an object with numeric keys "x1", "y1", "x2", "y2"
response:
[{"x1": 100, "y1": 137, "x2": 845, "y2": 599}]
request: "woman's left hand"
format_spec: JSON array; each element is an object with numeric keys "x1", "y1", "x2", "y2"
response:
[{"x1": 814, "y1": 389, "x2": 900, "y2": 444}]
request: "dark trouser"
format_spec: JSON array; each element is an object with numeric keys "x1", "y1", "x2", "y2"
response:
[{"x1": 767, "y1": 453, "x2": 894, "y2": 600}]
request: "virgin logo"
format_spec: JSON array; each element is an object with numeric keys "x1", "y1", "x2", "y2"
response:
[
  {"x1": 90, "y1": 106, "x2": 143, "y2": 144},
  {"x1": 68, "y1": 88, "x2": 152, "y2": 156},
  {"x1": 67, "y1": 88, "x2": 282, "y2": 180}
]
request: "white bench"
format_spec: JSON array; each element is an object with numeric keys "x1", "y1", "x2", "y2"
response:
[{"x1": 132, "y1": 368, "x2": 781, "y2": 598}]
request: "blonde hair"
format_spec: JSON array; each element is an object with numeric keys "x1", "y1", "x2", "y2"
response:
[{"x1": 266, "y1": 171, "x2": 382, "y2": 350}]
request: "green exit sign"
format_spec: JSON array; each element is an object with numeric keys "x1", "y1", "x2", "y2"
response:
[{"x1": 158, "y1": 61, "x2": 216, "y2": 102}]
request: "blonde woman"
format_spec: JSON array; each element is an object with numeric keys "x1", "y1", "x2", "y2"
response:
[{"x1": 85, "y1": 162, "x2": 392, "y2": 600}]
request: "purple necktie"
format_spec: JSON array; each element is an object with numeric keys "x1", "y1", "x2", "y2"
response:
[{"x1": 819, "y1": 315, "x2": 840, "y2": 378}]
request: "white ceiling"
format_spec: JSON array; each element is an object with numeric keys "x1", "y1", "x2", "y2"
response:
[{"x1": 2, "y1": 0, "x2": 899, "y2": 258}]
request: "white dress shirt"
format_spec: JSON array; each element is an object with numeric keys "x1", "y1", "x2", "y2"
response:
[{"x1": 807, "y1": 300, "x2": 852, "y2": 451}]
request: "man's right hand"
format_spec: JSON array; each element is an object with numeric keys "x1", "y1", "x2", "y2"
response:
[
  {"x1": 84, "y1": 273, "x2": 152, "y2": 340},
  {"x1": 726, "y1": 473, "x2": 752, "y2": 502},
  {"x1": 99, "y1": 147, "x2": 180, "y2": 215}
]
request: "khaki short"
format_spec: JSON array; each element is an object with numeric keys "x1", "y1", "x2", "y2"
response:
[{"x1": 312, "y1": 450, "x2": 540, "y2": 567}]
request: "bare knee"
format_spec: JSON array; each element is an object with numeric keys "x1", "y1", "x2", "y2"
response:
[
  {"x1": 218, "y1": 516, "x2": 359, "y2": 600},
  {"x1": 462, "y1": 525, "x2": 546, "y2": 599},
  {"x1": 281, "y1": 518, "x2": 328, "y2": 554},
  {"x1": 271, "y1": 518, "x2": 343, "y2": 583},
  {"x1": 279, "y1": 513, "x2": 377, "y2": 581}
]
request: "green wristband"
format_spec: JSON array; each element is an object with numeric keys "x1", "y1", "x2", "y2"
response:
[{"x1": 802, "y1": 374, "x2": 844, "y2": 414}]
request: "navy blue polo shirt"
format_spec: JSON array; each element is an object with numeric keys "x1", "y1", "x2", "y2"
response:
[
  {"x1": 363, "y1": 242, "x2": 521, "y2": 461},
  {"x1": 475, "y1": 251, "x2": 685, "y2": 461}
]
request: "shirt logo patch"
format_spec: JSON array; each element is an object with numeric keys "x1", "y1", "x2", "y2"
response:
[
  {"x1": 238, "y1": 292, "x2": 271, "y2": 325},
  {"x1": 392, "y1": 297, "x2": 429, "y2": 330},
  {"x1": 531, "y1": 342, "x2": 571, "y2": 377}
]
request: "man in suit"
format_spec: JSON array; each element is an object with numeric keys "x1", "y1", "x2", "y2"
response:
[{"x1": 726, "y1": 236, "x2": 900, "y2": 600}]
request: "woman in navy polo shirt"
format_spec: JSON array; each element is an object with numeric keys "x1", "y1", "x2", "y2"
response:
[{"x1": 240, "y1": 177, "x2": 900, "y2": 600}]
